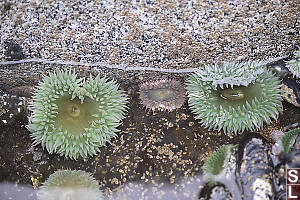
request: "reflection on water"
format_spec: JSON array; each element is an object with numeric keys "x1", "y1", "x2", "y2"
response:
[
  {"x1": 111, "y1": 175, "x2": 206, "y2": 200},
  {"x1": 0, "y1": 175, "x2": 206, "y2": 200},
  {"x1": 0, "y1": 183, "x2": 36, "y2": 200}
]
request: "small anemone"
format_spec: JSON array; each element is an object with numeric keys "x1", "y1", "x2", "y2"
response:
[
  {"x1": 37, "y1": 170, "x2": 103, "y2": 200},
  {"x1": 285, "y1": 49, "x2": 300, "y2": 78},
  {"x1": 27, "y1": 70, "x2": 128, "y2": 159},
  {"x1": 280, "y1": 128, "x2": 300, "y2": 154},
  {"x1": 186, "y1": 61, "x2": 282, "y2": 134},
  {"x1": 139, "y1": 79, "x2": 186, "y2": 112},
  {"x1": 203, "y1": 145, "x2": 234, "y2": 183}
]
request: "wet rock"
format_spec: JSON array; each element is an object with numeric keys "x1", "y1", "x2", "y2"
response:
[
  {"x1": 239, "y1": 137, "x2": 274, "y2": 200},
  {"x1": 269, "y1": 130, "x2": 285, "y2": 167},
  {"x1": 8, "y1": 86, "x2": 34, "y2": 98},
  {"x1": 269, "y1": 128, "x2": 300, "y2": 199},
  {"x1": 268, "y1": 59, "x2": 291, "y2": 79},
  {"x1": 268, "y1": 54, "x2": 300, "y2": 108},
  {"x1": 4, "y1": 40, "x2": 25, "y2": 61},
  {"x1": 0, "y1": 90, "x2": 28, "y2": 125},
  {"x1": 283, "y1": 123, "x2": 299, "y2": 132},
  {"x1": 282, "y1": 77, "x2": 300, "y2": 107},
  {"x1": 286, "y1": 133, "x2": 300, "y2": 168},
  {"x1": 200, "y1": 185, "x2": 232, "y2": 200},
  {"x1": 209, "y1": 186, "x2": 231, "y2": 200}
]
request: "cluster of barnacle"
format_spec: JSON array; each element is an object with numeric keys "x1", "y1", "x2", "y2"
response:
[{"x1": 26, "y1": 49, "x2": 300, "y2": 199}]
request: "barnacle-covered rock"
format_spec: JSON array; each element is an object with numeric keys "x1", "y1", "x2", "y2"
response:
[
  {"x1": 282, "y1": 77, "x2": 300, "y2": 107},
  {"x1": 199, "y1": 185, "x2": 232, "y2": 200},
  {"x1": 239, "y1": 137, "x2": 274, "y2": 200}
]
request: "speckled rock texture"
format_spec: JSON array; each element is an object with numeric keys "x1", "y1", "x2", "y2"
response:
[{"x1": 0, "y1": 0, "x2": 299, "y2": 70}]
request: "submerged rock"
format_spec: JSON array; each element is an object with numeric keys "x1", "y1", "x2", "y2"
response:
[
  {"x1": 4, "y1": 40, "x2": 25, "y2": 61},
  {"x1": 238, "y1": 136, "x2": 274, "y2": 200},
  {"x1": 282, "y1": 77, "x2": 300, "y2": 107},
  {"x1": 199, "y1": 185, "x2": 232, "y2": 200}
]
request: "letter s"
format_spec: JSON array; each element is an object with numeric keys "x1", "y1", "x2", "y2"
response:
[{"x1": 289, "y1": 170, "x2": 299, "y2": 183}]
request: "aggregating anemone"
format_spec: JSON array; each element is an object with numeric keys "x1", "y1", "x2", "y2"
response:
[
  {"x1": 281, "y1": 49, "x2": 300, "y2": 107},
  {"x1": 37, "y1": 170, "x2": 103, "y2": 200},
  {"x1": 27, "y1": 70, "x2": 127, "y2": 159},
  {"x1": 280, "y1": 128, "x2": 300, "y2": 154},
  {"x1": 285, "y1": 49, "x2": 300, "y2": 78},
  {"x1": 139, "y1": 79, "x2": 186, "y2": 112},
  {"x1": 203, "y1": 144, "x2": 234, "y2": 183},
  {"x1": 186, "y1": 62, "x2": 282, "y2": 134}
]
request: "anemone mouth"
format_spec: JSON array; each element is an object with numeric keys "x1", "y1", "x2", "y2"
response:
[
  {"x1": 213, "y1": 84, "x2": 261, "y2": 109},
  {"x1": 27, "y1": 70, "x2": 128, "y2": 159},
  {"x1": 38, "y1": 170, "x2": 103, "y2": 200},
  {"x1": 54, "y1": 95, "x2": 99, "y2": 136},
  {"x1": 139, "y1": 79, "x2": 186, "y2": 112},
  {"x1": 148, "y1": 88, "x2": 175, "y2": 101},
  {"x1": 186, "y1": 62, "x2": 282, "y2": 134}
]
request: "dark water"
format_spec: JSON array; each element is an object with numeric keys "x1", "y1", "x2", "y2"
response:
[{"x1": 0, "y1": 82, "x2": 299, "y2": 199}]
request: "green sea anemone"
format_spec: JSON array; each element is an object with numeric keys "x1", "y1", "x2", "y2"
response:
[
  {"x1": 37, "y1": 170, "x2": 103, "y2": 200},
  {"x1": 139, "y1": 79, "x2": 186, "y2": 112},
  {"x1": 286, "y1": 49, "x2": 300, "y2": 78},
  {"x1": 186, "y1": 61, "x2": 282, "y2": 134},
  {"x1": 203, "y1": 145, "x2": 242, "y2": 199},
  {"x1": 203, "y1": 144, "x2": 234, "y2": 183},
  {"x1": 280, "y1": 128, "x2": 300, "y2": 154},
  {"x1": 27, "y1": 70, "x2": 127, "y2": 159}
]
